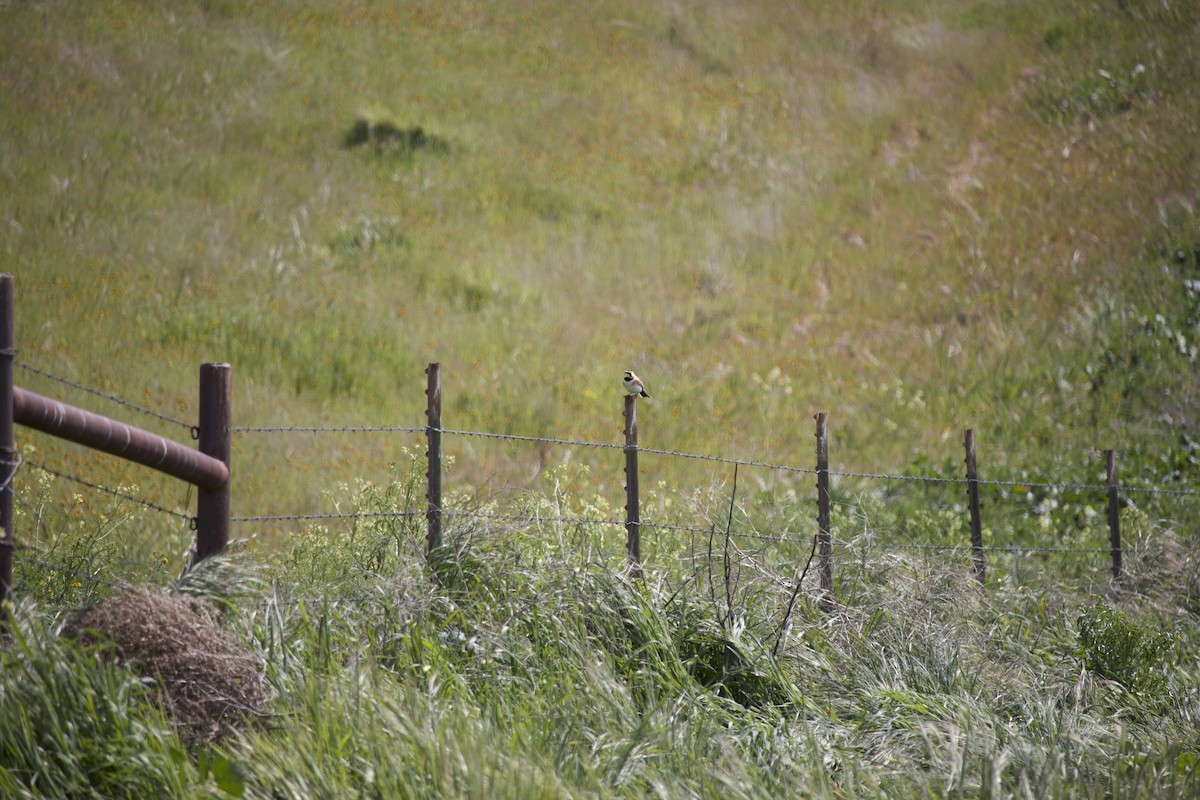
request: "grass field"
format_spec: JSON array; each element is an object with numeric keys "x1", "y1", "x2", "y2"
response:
[{"x1": 1, "y1": 0, "x2": 1199, "y2": 796}]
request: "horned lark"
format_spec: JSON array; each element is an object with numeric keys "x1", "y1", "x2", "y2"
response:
[{"x1": 623, "y1": 370, "x2": 650, "y2": 398}]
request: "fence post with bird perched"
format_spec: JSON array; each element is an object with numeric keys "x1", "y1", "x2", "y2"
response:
[{"x1": 624, "y1": 393, "x2": 641, "y2": 578}]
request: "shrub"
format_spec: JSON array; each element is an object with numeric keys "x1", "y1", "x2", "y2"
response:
[{"x1": 1076, "y1": 603, "x2": 1173, "y2": 696}]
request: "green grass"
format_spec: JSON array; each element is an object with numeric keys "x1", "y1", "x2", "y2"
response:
[
  {"x1": 5, "y1": 493, "x2": 1200, "y2": 798},
  {"x1": 2, "y1": 0, "x2": 1200, "y2": 796},
  {"x1": 3, "y1": 0, "x2": 1198, "y2": 513}
]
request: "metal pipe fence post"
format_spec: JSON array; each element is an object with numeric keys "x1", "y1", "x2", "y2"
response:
[
  {"x1": 624, "y1": 394, "x2": 641, "y2": 578},
  {"x1": 815, "y1": 412, "x2": 833, "y2": 610},
  {"x1": 965, "y1": 429, "x2": 985, "y2": 584},
  {"x1": 0, "y1": 275, "x2": 13, "y2": 607},
  {"x1": 195, "y1": 363, "x2": 231, "y2": 562},
  {"x1": 425, "y1": 363, "x2": 442, "y2": 554},
  {"x1": 1106, "y1": 449, "x2": 1122, "y2": 580}
]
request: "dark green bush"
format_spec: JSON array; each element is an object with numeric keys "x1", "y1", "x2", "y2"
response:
[{"x1": 1077, "y1": 604, "x2": 1173, "y2": 695}]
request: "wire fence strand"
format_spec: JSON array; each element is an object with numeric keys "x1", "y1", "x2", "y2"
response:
[
  {"x1": 16, "y1": 362, "x2": 192, "y2": 430},
  {"x1": 0, "y1": 451, "x2": 23, "y2": 495},
  {"x1": 231, "y1": 510, "x2": 423, "y2": 523},
  {"x1": 434, "y1": 427, "x2": 1200, "y2": 497},
  {"x1": 828, "y1": 467, "x2": 1200, "y2": 496},
  {"x1": 24, "y1": 460, "x2": 193, "y2": 522},
  {"x1": 9, "y1": 366, "x2": 1197, "y2": 575},
  {"x1": 638, "y1": 445, "x2": 819, "y2": 475},
  {"x1": 442, "y1": 509, "x2": 624, "y2": 527},
  {"x1": 438, "y1": 428, "x2": 626, "y2": 450},
  {"x1": 847, "y1": 541, "x2": 1111, "y2": 555},
  {"x1": 233, "y1": 424, "x2": 426, "y2": 434}
]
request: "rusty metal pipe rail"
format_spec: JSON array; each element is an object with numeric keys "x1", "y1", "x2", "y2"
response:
[{"x1": 13, "y1": 386, "x2": 228, "y2": 492}]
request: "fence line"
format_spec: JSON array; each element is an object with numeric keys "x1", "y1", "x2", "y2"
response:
[
  {"x1": 228, "y1": 420, "x2": 1200, "y2": 498},
  {"x1": 9, "y1": 330, "x2": 1200, "y2": 609},
  {"x1": 15, "y1": 448, "x2": 1132, "y2": 557}
]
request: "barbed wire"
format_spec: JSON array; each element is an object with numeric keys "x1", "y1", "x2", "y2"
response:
[
  {"x1": 231, "y1": 510, "x2": 424, "y2": 523},
  {"x1": 442, "y1": 509, "x2": 624, "y2": 527},
  {"x1": 1084, "y1": 482, "x2": 1199, "y2": 498},
  {"x1": 438, "y1": 428, "x2": 626, "y2": 450},
  {"x1": 223, "y1": 420, "x2": 1200, "y2": 498},
  {"x1": 0, "y1": 450, "x2": 23, "y2": 495},
  {"x1": 830, "y1": 469, "x2": 1200, "y2": 498},
  {"x1": 637, "y1": 445, "x2": 819, "y2": 475},
  {"x1": 232, "y1": 424, "x2": 425, "y2": 434},
  {"x1": 849, "y1": 541, "x2": 1111, "y2": 555},
  {"x1": 829, "y1": 468, "x2": 968, "y2": 486},
  {"x1": 826, "y1": 467, "x2": 1198, "y2": 496},
  {"x1": 16, "y1": 362, "x2": 192, "y2": 430},
  {"x1": 434, "y1": 428, "x2": 1200, "y2": 497},
  {"x1": 23, "y1": 460, "x2": 193, "y2": 522}
]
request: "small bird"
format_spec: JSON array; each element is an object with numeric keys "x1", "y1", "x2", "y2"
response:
[{"x1": 623, "y1": 370, "x2": 650, "y2": 398}]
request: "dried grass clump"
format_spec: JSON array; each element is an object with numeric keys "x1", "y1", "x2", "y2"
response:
[{"x1": 64, "y1": 583, "x2": 268, "y2": 746}]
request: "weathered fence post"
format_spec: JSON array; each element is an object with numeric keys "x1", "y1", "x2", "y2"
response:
[
  {"x1": 964, "y1": 429, "x2": 985, "y2": 584},
  {"x1": 0, "y1": 274, "x2": 14, "y2": 607},
  {"x1": 1106, "y1": 449, "x2": 1122, "y2": 580},
  {"x1": 624, "y1": 394, "x2": 641, "y2": 578},
  {"x1": 195, "y1": 363, "x2": 231, "y2": 562},
  {"x1": 815, "y1": 412, "x2": 833, "y2": 610},
  {"x1": 425, "y1": 362, "x2": 442, "y2": 554}
]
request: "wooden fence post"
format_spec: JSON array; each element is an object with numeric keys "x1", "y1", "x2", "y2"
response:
[
  {"x1": 195, "y1": 363, "x2": 231, "y2": 562},
  {"x1": 815, "y1": 412, "x2": 833, "y2": 610},
  {"x1": 1106, "y1": 449, "x2": 1122, "y2": 580},
  {"x1": 425, "y1": 363, "x2": 442, "y2": 553},
  {"x1": 624, "y1": 394, "x2": 641, "y2": 578},
  {"x1": 0, "y1": 274, "x2": 14, "y2": 607},
  {"x1": 964, "y1": 429, "x2": 985, "y2": 584}
]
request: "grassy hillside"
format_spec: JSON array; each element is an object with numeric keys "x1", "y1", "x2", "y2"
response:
[
  {"x1": 1, "y1": 1, "x2": 1200, "y2": 796},
  {"x1": 3, "y1": 0, "x2": 1199, "y2": 515}
]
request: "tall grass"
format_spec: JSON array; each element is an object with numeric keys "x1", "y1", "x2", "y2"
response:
[
  {"x1": 6, "y1": 471, "x2": 1199, "y2": 798},
  {"x1": 0, "y1": 605, "x2": 197, "y2": 800}
]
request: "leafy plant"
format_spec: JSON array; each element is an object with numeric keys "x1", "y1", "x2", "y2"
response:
[{"x1": 1077, "y1": 603, "x2": 1173, "y2": 696}]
